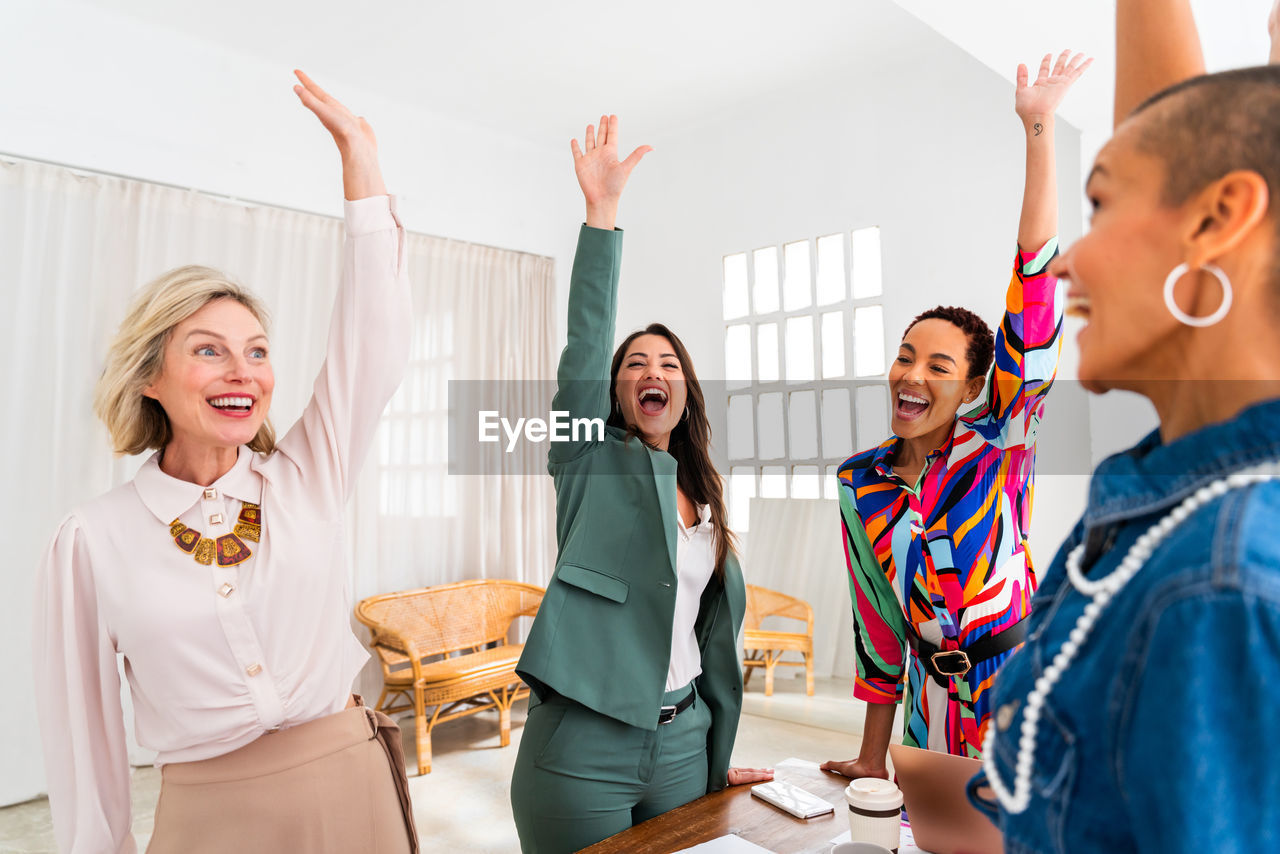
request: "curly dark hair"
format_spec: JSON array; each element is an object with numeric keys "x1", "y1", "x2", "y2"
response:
[{"x1": 903, "y1": 306, "x2": 994, "y2": 380}]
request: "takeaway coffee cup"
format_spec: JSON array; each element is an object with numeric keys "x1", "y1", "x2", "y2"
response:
[{"x1": 845, "y1": 777, "x2": 903, "y2": 852}]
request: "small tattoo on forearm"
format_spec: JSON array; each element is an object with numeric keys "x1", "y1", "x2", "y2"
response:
[{"x1": 1034, "y1": 122, "x2": 1044, "y2": 136}]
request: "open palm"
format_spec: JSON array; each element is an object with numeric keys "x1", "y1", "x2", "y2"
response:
[
  {"x1": 1015, "y1": 50, "x2": 1093, "y2": 121},
  {"x1": 571, "y1": 114, "x2": 651, "y2": 207}
]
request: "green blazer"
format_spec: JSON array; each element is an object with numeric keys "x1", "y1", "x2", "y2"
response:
[{"x1": 516, "y1": 225, "x2": 746, "y2": 792}]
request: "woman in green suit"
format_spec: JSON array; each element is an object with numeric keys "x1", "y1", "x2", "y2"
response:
[{"x1": 511, "y1": 115, "x2": 773, "y2": 853}]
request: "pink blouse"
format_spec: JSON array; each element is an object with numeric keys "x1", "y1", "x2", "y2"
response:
[{"x1": 33, "y1": 195, "x2": 411, "y2": 854}]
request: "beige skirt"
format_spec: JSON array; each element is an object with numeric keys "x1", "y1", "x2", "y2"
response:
[{"x1": 148, "y1": 700, "x2": 418, "y2": 854}]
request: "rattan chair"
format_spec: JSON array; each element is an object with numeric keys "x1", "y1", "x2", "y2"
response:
[
  {"x1": 742, "y1": 584, "x2": 815, "y2": 696},
  {"x1": 354, "y1": 579, "x2": 544, "y2": 775}
]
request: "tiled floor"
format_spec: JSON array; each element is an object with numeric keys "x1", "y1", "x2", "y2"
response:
[{"x1": 0, "y1": 675, "x2": 869, "y2": 853}]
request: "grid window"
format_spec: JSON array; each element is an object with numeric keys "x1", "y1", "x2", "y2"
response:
[
  {"x1": 760, "y1": 466, "x2": 788, "y2": 499},
  {"x1": 757, "y1": 323, "x2": 779, "y2": 383},
  {"x1": 783, "y1": 240, "x2": 813, "y2": 311},
  {"x1": 724, "y1": 253, "x2": 749, "y2": 319},
  {"x1": 725, "y1": 323, "x2": 751, "y2": 388},
  {"x1": 792, "y1": 465, "x2": 821, "y2": 499},
  {"x1": 785, "y1": 316, "x2": 814, "y2": 383},
  {"x1": 723, "y1": 228, "x2": 886, "y2": 531},
  {"x1": 753, "y1": 247, "x2": 780, "y2": 313},
  {"x1": 729, "y1": 466, "x2": 757, "y2": 531}
]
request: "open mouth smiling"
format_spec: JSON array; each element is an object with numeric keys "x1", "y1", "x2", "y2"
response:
[
  {"x1": 207, "y1": 394, "x2": 256, "y2": 417},
  {"x1": 1065, "y1": 294, "x2": 1091, "y2": 321},
  {"x1": 895, "y1": 390, "x2": 930, "y2": 421},
  {"x1": 637, "y1": 385, "x2": 668, "y2": 417}
]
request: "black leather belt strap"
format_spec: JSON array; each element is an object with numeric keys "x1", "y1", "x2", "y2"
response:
[
  {"x1": 906, "y1": 619, "x2": 1028, "y2": 690},
  {"x1": 658, "y1": 687, "x2": 696, "y2": 725}
]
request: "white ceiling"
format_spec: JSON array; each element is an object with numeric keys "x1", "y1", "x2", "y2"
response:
[
  {"x1": 84, "y1": 0, "x2": 1274, "y2": 149},
  {"x1": 893, "y1": 0, "x2": 1272, "y2": 148},
  {"x1": 80, "y1": 0, "x2": 923, "y2": 147}
]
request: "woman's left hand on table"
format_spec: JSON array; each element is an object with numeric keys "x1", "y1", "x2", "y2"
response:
[{"x1": 727, "y1": 766, "x2": 774, "y2": 786}]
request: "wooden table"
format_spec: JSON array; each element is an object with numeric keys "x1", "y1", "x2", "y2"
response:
[{"x1": 581, "y1": 764, "x2": 851, "y2": 854}]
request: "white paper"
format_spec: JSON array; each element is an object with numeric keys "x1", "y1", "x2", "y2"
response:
[
  {"x1": 674, "y1": 835, "x2": 775, "y2": 854},
  {"x1": 774, "y1": 756, "x2": 821, "y2": 770}
]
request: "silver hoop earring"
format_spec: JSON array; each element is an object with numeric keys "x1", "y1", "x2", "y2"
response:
[
  {"x1": 681, "y1": 406, "x2": 689, "y2": 422},
  {"x1": 1163, "y1": 262, "x2": 1233, "y2": 327}
]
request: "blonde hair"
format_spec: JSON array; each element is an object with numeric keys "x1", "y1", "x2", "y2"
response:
[{"x1": 94, "y1": 265, "x2": 276, "y2": 456}]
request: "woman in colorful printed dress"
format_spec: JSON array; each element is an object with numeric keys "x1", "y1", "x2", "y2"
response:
[{"x1": 821, "y1": 52, "x2": 1090, "y2": 778}]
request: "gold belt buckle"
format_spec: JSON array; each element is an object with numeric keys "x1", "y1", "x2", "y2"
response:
[{"x1": 931, "y1": 649, "x2": 972, "y2": 677}]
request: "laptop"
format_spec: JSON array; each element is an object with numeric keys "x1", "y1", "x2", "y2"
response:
[{"x1": 887, "y1": 743, "x2": 1004, "y2": 854}]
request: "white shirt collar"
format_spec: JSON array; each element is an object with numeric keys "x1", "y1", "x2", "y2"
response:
[
  {"x1": 133, "y1": 446, "x2": 264, "y2": 524},
  {"x1": 677, "y1": 503, "x2": 713, "y2": 533}
]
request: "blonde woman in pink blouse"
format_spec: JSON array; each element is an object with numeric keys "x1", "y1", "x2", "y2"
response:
[{"x1": 33, "y1": 72, "x2": 417, "y2": 854}]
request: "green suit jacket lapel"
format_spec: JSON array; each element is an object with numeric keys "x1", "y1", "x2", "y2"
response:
[{"x1": 646, "y1": 444, "x2": 679, "y2": 576}]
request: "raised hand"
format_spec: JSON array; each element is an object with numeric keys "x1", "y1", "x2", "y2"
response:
[
  {"x1": 1015, "y1": 50, "x2": 1093, "y2": 127},
  {"x1": 293, "y1": 69, "x2": 386, "y2": 200},
  {"x1": 570, "y1": 114, "x2": 652, "y2": 230}
]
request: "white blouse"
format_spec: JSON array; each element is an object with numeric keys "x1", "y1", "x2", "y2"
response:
[
  {"x1": 665, "y1": 502, "x2": 716, "y2": 692},
  {"x1": 33, "y1": 195, "x2": 411, "y2": 854}
]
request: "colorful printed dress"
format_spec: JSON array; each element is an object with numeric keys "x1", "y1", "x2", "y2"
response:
[{"x1": 836, "y1": 239, "x2": 1063, "y2": 759}]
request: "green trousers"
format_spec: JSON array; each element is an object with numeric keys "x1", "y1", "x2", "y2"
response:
[{"x1": 510, "y1": 684, "x2": 712, "y2": 853}]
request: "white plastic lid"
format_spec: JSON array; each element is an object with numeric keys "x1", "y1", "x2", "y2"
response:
[{"x1": 845, "y1": 777, "x2": 904, "y2": 811}]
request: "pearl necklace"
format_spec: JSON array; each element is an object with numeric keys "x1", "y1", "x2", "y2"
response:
[{"x1": 982, "y1": 461, "x2": 1280, "y2": 814}]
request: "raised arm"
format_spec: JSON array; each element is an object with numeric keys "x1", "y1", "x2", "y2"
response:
[
  {"x1": 969, "y1": 54, "x2": 1088, "y2": 448},
  {"x1": 1115, "y1": 0, "x2": 1204, "y2": 127},
  {"x1": 1014, "y1": 51, "x2": 1091, "y2": 252},
  {"x1": 548, "y1": 117, "x2": 649, "y2": 465},
  {"x1": 277, "y1": 71, "x2": 410, "y2": 502}
]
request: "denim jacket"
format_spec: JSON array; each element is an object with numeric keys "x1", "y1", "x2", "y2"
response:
[{"x1": 969, "y1": 397, "x2": 1280, "y2": 854}]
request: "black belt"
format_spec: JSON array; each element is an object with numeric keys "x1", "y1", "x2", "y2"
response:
[
  {"x1": 906, "y1": 619, "x2": 1028, "y2": 690},
  {"x1": 658, "y1": 688, "x2": 696, "y2": 725}
]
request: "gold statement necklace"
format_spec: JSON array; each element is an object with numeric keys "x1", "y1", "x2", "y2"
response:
[{"x1": 169, "y1": 502, "x2": 261, "y2": 566}]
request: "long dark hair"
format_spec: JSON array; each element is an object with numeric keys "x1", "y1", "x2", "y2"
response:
[{"x1": 608, "y1": 323, "x2": 738, "y2": 578}]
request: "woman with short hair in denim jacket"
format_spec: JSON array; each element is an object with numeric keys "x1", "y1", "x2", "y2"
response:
[{"x1": 969, "y1": 5, "x2": 1280, "y2": 852}]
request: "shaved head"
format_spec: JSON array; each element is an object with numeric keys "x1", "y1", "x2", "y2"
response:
[{"x1": 1131, "y1": 65, "x2": 1280, "y2": 209}]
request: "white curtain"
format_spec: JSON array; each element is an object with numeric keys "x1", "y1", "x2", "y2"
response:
[
  {"x1": 739, "y1": 497, "x2": 857, "y2": 682},
  {"x1": 0, "y1": 157, "x2": 557, "y2": 806}
]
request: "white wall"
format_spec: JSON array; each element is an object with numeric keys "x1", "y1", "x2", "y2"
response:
[{"x1": 614, "y1": 0, "x2": 1092, "y2": 572}]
